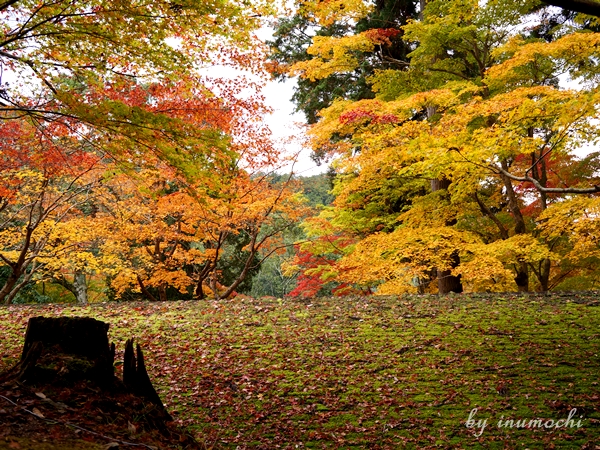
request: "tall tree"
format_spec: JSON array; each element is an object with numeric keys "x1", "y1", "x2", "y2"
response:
[
  {"x1": 283, "y1": 0, "x2": 600, "y2": 294},
  {"x1": 268, "y1": 0, "x2": 418, "y2": 126}
]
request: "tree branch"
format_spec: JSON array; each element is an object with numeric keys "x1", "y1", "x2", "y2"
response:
[
  {"x1": 473, "y1": 192, "x2": 509, "y2": 240},
  {"x1": 543, "y1": 0, "x2": 600, "y2": 17},
  {"x1": 450, "y1": 146, "x2": 600, "y2": 195},
  {"x1": 0, "y1": 0, "x2": 21, "y2": 14},
  {"x1": 491, "y1": 163, "x2": 600, "y2": 194}
]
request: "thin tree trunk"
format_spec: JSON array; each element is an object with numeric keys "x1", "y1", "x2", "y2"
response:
[
  {"x1": 500, "y1": 159, "x2": 529, "y2": 291},
  {"x1": 73, "y1": 270, "x2": 88, "y2": 305},
  {"x1": 52, "y1": 270, "x2": 88, "y2": 305},
  {"x1": 530, "y1": 145, "x2": 551, "y2": 291},
  {"x1": 5, "y1": 262, "x2": 38, "y2": 305},
  {"x1": 419, "y1": 0, "x2": 427, "y2": 20},
  {"x1": 537, "y1": 258, "x2": 551, "y2": 292},
  {"x1": 158, "y1": 283, "x2": 167, "y2": 302},
  {"x1": 137, "y1": 275, "x2": 158, "y2": 302},
  {"x1": 430, "y1": 178, "x2": 463, "y2": 294},
  {"x1": 0, "y1": 226, "x2": 35, "y2": 304},
  {"x1": 473, "y1": 192, "x2": 509, "y2": 240},
  {"x1": 0, "y1": 271, "x2": 21, "y2": 305},
  {"x1": 195, "y1": 279, "x2": 205, "y2": 300}
]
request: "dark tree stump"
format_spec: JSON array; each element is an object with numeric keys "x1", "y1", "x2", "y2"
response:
[
  {"x1": 21, "y1": 316, "x2": 111, "y2": 360},
  {"x1": 0, "y1": 316, "x2": 197, "y2": 448},
  {"x1": 124, "y1": 338, "x2": 171, "y2": 418},
  {"x1": 4, "y1": 316, "x2": 168, "y2": 416},
  {"x1": 17, "y1": 316, "x2": 115, "y2": 386}
]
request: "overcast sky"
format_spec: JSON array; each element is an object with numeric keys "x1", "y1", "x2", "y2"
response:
[
  {"x1": 255, "y1": 24, "x2": 327, "y2": 177},
  {"x1": 261, "y1": 78, "x2": 325, "y2": 176}
]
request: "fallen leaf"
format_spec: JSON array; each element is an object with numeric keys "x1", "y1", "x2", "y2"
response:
[{"x1": 128, "y1": 421, "x2": 137, "y2": 434}]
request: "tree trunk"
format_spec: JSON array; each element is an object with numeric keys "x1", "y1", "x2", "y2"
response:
[
  {"x1": 195, "y1": 279, "x2": 206, "y2": 299},
  {"x1": 54, "y1": 271, "x2": 89, "y2": 305},
  {"x1": 137, "y1": 274, "x2": 158, "y2": 302},
  {"x1": 530, "y1": 147, "x2": 551, "y2": 292},
  {"x1": 535, "y1": 258, "x2": 552, "y2": 292},
  {"x1": 5, "y1": 262, "x2": 39, "y2": 304},
  {"x1": 437, "y1": 250, "x2": 464, "y2": 295},
  {"x1": 73, "y1": 270, "x2": 88, "y2": 305},
  {"x1": 0, "y1": 226, "x2": 36, "y2": 304},
  {"x1": 158, "y1": 283, "x2": 168, "y2": 302},
  {"x1": 430, "y1": 177, "x2": 463, "y2": 294},
  {"x1": 500, "y1": 160, "x2": 530, "y2": 291},
  {"x1": 0, "y1": 270, "x2": 22, "y2": 305},
  {"x1": 514, "y1": 262, "x2": 530, "y2": 292}
]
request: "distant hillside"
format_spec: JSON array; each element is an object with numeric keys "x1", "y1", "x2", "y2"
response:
[{"x1": 297, "y1": 170, "x2": 335, "y2": 207}]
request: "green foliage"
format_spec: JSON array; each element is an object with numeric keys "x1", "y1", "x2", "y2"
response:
[
  {"x1": 297, "y1": 172, "x2": 335, "y2": 207},
  {"x1": 250, "y1": 254, "x2": 297, "y2": 297}
]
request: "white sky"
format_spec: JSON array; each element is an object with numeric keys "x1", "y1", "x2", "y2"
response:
[
  {"x1": 255, "y1": 25, "x2": 327, "y2": 177},
  {"x1": 261, "y1": 77, "x2": 327, "y2": 176}
]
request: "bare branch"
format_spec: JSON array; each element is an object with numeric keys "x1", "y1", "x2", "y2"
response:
[{"x1": 450, "y1": 146, "x2": 600, "y2": 194}]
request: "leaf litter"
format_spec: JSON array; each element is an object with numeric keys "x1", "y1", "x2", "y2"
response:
[{"x1": 0, "y1": 293, "x2": 598, "y2": 448}]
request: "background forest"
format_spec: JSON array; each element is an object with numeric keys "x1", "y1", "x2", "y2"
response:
[{"x1": 2, "y1": 0, "x2": 600, "y2": 304}]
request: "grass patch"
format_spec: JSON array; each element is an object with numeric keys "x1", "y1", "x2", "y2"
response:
[{"x1": 1, "y1": 293, "x2": 599, "y2": 448}]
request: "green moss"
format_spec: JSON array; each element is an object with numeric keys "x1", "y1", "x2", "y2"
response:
[{"x1": 1, "y1": 294, "x2": 599, "y2": 447}]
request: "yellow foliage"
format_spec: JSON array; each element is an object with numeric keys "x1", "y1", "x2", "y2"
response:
[
  {"x1": 487, "y1": 31, "x2": 600, "y2": 89},
  {"x1": 538, "y1": 197, "x2": 600, "y2": 262},
  {"x1": 291, "y1": 33, "x2": 375, "y2": 81},
  {"x1": 283, "y1": 0, "x2": 600, "y2": 295},
  {"x1": 454, "y1": 253, "x2": 516, "y2": 292},
  {"x1": 299, "y1": 0, "x2": 372, "y2": 26},
  {"x1": 338, "y1": 226, "x2": 477, "y2": 293}
]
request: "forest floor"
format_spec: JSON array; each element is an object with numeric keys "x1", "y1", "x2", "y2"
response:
[{"x1": 1, "y1": 293, "x2": 599, "y2": 449}]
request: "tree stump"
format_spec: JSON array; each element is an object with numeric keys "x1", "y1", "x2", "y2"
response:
[
  {"x1": 2, "y1": 316, "x2": 169, "y2": 416},
  {"x1": 123, "y1": 337, "x2": 169, "y2": 415},
  {"x1": 17, "y1": 316, "x2": 115, "y2": 386},
  {"x1": 0, "y1": 316, "x2": 198, "y2": 447}
]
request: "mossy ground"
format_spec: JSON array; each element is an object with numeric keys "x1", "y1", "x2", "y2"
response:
[{"x1": 1, "y1": 293, "x2": 599, "y2": 448}]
